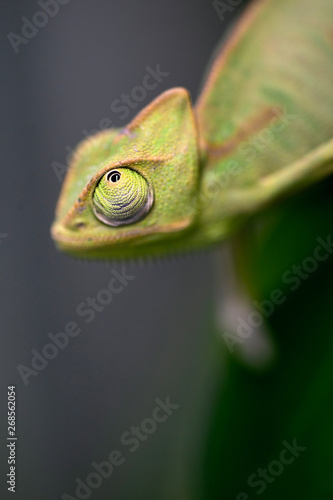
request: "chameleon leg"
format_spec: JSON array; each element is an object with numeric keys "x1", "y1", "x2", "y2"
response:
[{"x1": 215, "y1": 241, "x2": 275, "y2": 369}]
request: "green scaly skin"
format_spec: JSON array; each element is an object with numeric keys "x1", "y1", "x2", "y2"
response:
[{"x1": 51, "y1": 0, "x2": 333, "y2": 260}]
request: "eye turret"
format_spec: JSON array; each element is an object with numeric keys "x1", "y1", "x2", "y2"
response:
[{"x1": 92, "y1": 168, "x2": 153, "y2": 226}]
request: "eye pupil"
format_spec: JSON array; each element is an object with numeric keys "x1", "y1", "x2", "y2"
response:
[{"x1": 108, "y1": 171, "x2": 121, "y2": 183}]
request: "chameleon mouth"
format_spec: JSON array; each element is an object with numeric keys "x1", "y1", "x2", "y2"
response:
[{"x1": 50, "y1": 218, "x2": 193, "y2": 258}]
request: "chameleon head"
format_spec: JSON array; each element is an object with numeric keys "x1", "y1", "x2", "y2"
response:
[{"x1": 51, "y1": 88, "x2": 202, "y2": 259}]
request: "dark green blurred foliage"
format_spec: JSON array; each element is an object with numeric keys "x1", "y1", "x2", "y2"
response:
[{"x1": 202, "y1": 178, "x2": 333, "y2": 499}]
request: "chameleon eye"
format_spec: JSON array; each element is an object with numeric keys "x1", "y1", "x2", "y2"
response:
[{"x1": 92, "y1": 168, "x2": 153, "y2": 226}]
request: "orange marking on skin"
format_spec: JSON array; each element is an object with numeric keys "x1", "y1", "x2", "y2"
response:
[
  {"x1": 204, "y1": 107, "x2": 281, "y2": 160},
  {"x1": 328, "y1": 30, "x2": 333, "y2": 45},
  {"x1": 127, "y1": 88, "x2": 191, "y2": 131},
  {"x1": 195, "y1": 0, "x2": 269, "y2": 114}
]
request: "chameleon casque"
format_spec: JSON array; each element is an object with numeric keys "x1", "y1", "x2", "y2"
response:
[{"x1": 51, "y1": 0, "x2": 333, "y2": 261}]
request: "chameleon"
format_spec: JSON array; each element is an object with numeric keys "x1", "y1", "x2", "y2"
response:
[{"x1": 51, "y1": 0, "x2": 333, "y2": 261}]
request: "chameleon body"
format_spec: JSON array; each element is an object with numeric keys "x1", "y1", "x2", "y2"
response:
[{"x1": 51, "y1": 0, "x2": 333, "y2": 260}]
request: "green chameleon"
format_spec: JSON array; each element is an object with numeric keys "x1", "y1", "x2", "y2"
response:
[{"x1": 51, "y1": 0, "x2": 333, "y2": 261}]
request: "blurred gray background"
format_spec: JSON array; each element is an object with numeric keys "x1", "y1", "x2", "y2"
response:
[{"x1": 0, "y1": 1, "x2": 250, "y2": 499}]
